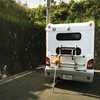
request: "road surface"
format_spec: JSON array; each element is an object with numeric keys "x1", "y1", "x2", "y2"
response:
[{"x1": 0, "y1": 68, "x2": 100, "y2": 100}]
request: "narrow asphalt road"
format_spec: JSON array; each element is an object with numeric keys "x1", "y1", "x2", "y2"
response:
[{"x1": 0, "y1": 68, "x2": 100, "y2": 100}]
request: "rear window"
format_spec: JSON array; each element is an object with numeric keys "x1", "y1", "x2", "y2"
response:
[{"x1": 56, "y1": 33, "x2": 81, "y2": 40}]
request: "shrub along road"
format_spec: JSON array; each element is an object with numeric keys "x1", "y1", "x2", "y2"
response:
[{"x1": 0, "y1": 68, "x2": 100, "y2": 100}]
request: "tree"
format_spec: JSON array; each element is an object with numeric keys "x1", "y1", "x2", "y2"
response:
[
  {"x1": 51, "y1": 0, "x2": 56, "y2": 6},
  {"x1": 59, "y1": 0, "x2": 67, "y2": 7},
  {"x1": 23, "y1": 2, "x2": 28, "y2": 7}
]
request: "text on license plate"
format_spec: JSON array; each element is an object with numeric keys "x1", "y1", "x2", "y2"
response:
[{"x1": 63, "y1": 75, "x2": 73, "y2": 80}]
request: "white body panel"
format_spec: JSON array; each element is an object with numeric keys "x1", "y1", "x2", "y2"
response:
[{"x1": 45, "y1": 21, "x2": 95, "y2": 83}]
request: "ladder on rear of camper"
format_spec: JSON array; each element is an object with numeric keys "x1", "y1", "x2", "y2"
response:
[{"x1": 52, "y1": 45, "x2": 85, "y2": 92}]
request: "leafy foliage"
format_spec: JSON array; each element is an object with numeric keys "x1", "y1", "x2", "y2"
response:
[{"x1": 0, "y1": 0, "x2": 45, "y2": 77}]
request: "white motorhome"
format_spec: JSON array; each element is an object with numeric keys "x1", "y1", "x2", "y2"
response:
[{"x1": 45, "y1": 21, "x2": 95, "y2": 83}]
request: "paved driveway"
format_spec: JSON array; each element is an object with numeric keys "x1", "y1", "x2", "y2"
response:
[{"x1": 0, "y1": 68, "x2": 100, "y2": 100}]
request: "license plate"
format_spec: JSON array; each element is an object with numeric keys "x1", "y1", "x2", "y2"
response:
[{"x1": 63, "y1": 75, "x2": 73, "y2": 80}]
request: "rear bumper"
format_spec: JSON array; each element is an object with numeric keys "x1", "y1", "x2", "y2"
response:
[{"x1": 45, "y1": 67, "x2": 94, "y2": 83}]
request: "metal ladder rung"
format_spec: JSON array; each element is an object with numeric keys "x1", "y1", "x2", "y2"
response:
[
  {"x1": 51, "y1": 61, "x2": 85, "y2": 66},
  {"x1": 51, "y1": 54, "x2": 57, "y2": 56},
  {"x1": 60, "y1": 66, "x2": 78, "y2": 68},
  {"x1": 51, "y1": 54, "x2": 85, "y2": 58},
  {"x1": 60, "y1": 47, "x2": 76, "y2": 50},
  {"x1": 61, "y1": 62, "x2": 85, "y2": 66}
]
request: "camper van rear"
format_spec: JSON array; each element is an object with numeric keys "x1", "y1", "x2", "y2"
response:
[{"x1": 45, "y1": 21, "x2": 95, "y2": 83}]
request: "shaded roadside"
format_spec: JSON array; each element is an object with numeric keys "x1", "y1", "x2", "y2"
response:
[{"x1": 54, "y1": 71, "x2": 100, "y2": 99}]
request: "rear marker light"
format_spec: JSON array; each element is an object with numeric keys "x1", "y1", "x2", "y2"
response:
[
  {"x1": 48, "y1": 25, "x2": 50, "y2": 28},
  {"x1": 89, "y1": 23, "x2": 92, "y2": 26}
]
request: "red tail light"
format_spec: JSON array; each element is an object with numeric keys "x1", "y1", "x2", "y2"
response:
[
  {"x1": 46, "y1": 57, "x2": 50, "y2": 66},
  {"x1": 87, "y1": 59, "x2": 94, "y2": 69}
]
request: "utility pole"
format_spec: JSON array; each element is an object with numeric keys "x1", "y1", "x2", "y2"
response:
[
  {"x1": 39, "y1": 0, "x2": 41, "y2": 5},
  {"x1": 46, "y1": 0, "x2": 51, "y2": 26}
]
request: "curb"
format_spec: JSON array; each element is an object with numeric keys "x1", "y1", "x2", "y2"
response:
[
  {"x1": 94, "y1": 70, "x2": 100, "y2": 72},
  {"x1": 0, "y1": 70, "x2": 33, "y2": 85}
]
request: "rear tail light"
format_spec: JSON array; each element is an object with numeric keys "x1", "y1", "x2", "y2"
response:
[
  {"x1": 46, "y1": 57, "x2": 50, "y2": 66},
  {"x1": 87, "y1": 59, "x2": 94, "y2": 69}
]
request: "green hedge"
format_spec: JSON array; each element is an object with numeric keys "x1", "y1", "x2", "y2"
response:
[{"x1": 0, "y1": 18, "x2": 45, "y2": 76}]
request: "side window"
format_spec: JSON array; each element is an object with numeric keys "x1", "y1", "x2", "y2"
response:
[
  {"x1": 56, "y1": 33, "x2": 81, "y2": 41},
  {"x1": 56, "y1": 47, "x2": 81, "y2": 55}
]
